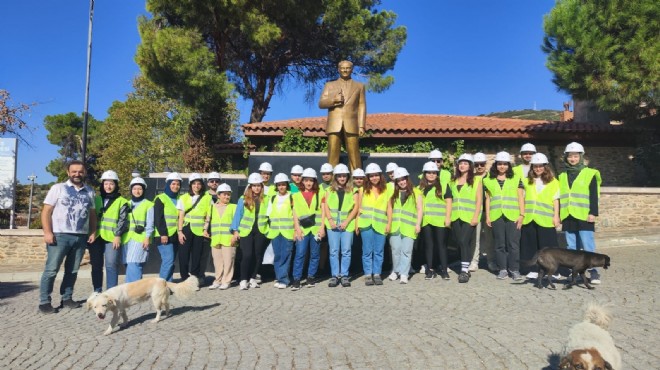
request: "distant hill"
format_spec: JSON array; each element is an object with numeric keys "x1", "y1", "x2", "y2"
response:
[{"x1": 479, "y1": 109, "x2": 561, "y2": 121}]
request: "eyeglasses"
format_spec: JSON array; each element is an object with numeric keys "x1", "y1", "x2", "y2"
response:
[
  {"x1": 474, "y1": 163, "x2": 486, "y2": 168},
  {"x1": 208, "y1": 179, "x2": 220, "y2": 183}
]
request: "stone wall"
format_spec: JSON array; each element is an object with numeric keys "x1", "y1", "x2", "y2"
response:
[{"x1": 2, "y1": 187, "x2": 658, "y2": 264}]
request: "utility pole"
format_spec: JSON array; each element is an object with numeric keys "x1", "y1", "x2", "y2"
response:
[
  {"x1": 27, "y1": 174, "x2": 37, "y2": 229},
  {"x1": 81, "y1": 0, "x2": 95, "y2": 164}
]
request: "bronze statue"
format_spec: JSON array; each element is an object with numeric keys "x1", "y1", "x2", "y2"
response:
[{"x1": 318, "y1": 60, "x2": 366, "y2": 171}]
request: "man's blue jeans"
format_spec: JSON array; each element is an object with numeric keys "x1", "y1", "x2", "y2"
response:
[
  {"x1": 272, "y1": 235, "x2": 293, "y2": 285},
  {"x1": 88, "y1": 239, "x2": 121, "y2": 292},
  {"x1": 292, "y1": 233, "x2": 320, "y2": 281},
  {"x1": 360, "y1": 227, "x2": 385, "y2": 275},
  {"x1": 327, "y1": 228, "x2": 353, "y2": 277},
  {"x1": 39, "y1": 233, "x2": 87, "y2": 305},
  {"x1": 389, "y1": 232, "x2": 414, "y2": 277},
  {"x1": 157, "y1": 238, "x2": 179, "y2": 282}
]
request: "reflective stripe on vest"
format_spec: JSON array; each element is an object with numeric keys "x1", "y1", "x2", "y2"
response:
[
  {"x1": 325, "y1": 189, "x2": 356, "y2": 232},
  {"x1": 483, "y1": 176, "x2": 521, "y2": 221},
  {"x1": 523, "y1": 179, "x2": 559, "y2": 228},
  {"x1": 450, "y1": 177, "x2": 482, "y2": 223},
  {"x1": 421, "y1": 183, "x2": 448, "y2": 227},
  {"x1": 181, "y1": 193, "x2": 212, "y2": 236},
  {"x1": 358, "y1": 188, "x2": 390, "y2": 234},
  {"x1": 391, "y1": 188, "x2": 421, "y2": 239},
  {"x1": 154, "y1": 193, "x2": 179, "y2": 237},
  {"x1": 266, "y1": 194, "x2": 294, "y2": 240},
  {"x1": 95, "y1": 196, "x2": 128, "y2": 242},
  {"x1": 237, "y1": 196, "x2": 270, "y2": 237},
  {"x1": 559, "y1": 168, "x2": 601, "y2": 221},
  {"x1": 122, "y1": 200, "x2": 154, "y2": 243},
  {"x1": 210, "y1": 203, "x2": 236, "y2": 247}
]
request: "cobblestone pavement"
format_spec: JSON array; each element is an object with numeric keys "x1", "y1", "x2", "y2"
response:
[{"x1": 0, "y1": 242, "x2": 658, "y2": 369}]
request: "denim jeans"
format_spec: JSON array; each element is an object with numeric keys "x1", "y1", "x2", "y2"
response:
[
  {"x1": 292, "y1": 233, "x2": 320, "y2": 281},
  {"x1": 389, "y1": 232, "x2": 414, "y2": 277},
  {"x1": 88, "y1": 238, "x2": 122, "y2": 292},
  {"x1": 327, "y1": 228, "x2": 353, "y2": 277},
  {"x1": 39, "y1": 233, "x2": 87, "y2": 305},
  {"x1": 272, "y1": 235, "x2": 294, "y2": 285},
  {"x1": 360, "y1": 227, "x2": 385, "y2": 275},
  {"x1": 125, "y1": 263, "x2": 144, "y2": 283},
  {"x1": 565, "y1": 230, "x2": 597, "y2": 273},
  {"x1": 157, "y1": 238, "x2": 179, "y2": 282}
]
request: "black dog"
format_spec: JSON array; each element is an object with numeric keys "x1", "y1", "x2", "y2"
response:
[{"x1": 523, "y1": 248, "x2": 610, "y2": 290}]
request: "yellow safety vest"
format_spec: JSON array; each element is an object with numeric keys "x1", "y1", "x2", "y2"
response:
[
  {"x1": 266, "y1": 193, "x2": 295, "y2": 240},
  {"x1": 483, "y1": 176, "x2": 522, "y2": 222},
  {"x1": 450, "y1": 177, "x2": 482, "y2": 223},
  {"x1": 237, "y1": 196, "x2": 270, "y2": 237},
  {"x1": 180, "y1": 193, "x2": 212, "y2": 236},
  {"x1": 154, "y1": 193, "x2": 179, "y2": 237},
  {"x1": 122, "y1": 200, "x2": 154, "y2": 243},
  {"x1": 95, "y1": 196, "x2": 128, "y2": 242},
  {"x1": 358, "y1": 188, "x2": 391, "y2": 234},
  {"x1": 210, "y1": 203, "x2": 236, "y2": 247},
  {"x1": 421, "y1": 183, "x2": 449, "y2": 227},
  {"x1": 523, "y1": 179, "x2": 559, "y2": 228},
  {"x1": 325, "y1": 189, "x2": 356, "y2": 232},
  {"x1": 292, "y1": 190, "x2": 324, "y2": 236},
  {"x1": 390, "y1": 188, "x2": 422, "y2": 239},
  {"x1": 559, "y1": 168, "x2": 601, "y2": 221}
]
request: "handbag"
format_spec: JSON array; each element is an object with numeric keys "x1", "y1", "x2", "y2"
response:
[{"x1": 297, "y1": 192, "x2": 320, "y2": 228}]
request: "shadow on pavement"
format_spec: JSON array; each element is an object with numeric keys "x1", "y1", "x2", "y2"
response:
[
  {"x1": 120, "y1": 303, "x2": 222, "y2": 329},
  {"x1": 0, "y1": 281, "x2": 38, "y2": 300},
  {"x1": 542, "y1": 352, "x2": 562, "y2": 370}
]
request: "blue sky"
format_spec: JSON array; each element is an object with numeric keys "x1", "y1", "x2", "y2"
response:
[{"x1": 1, "y1": 1, "x2": 568, "y2": 184}]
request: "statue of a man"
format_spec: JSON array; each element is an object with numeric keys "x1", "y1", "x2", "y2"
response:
[{"x1": 318, "y1": 60, "x2": 366, "y2": 171}]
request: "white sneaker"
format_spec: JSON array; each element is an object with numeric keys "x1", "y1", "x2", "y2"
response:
[
  {"x1": 468, "y1": 262, "x2": 478, "y2": 272},
  {"x1": 239, "y1": 280, "x2": 249, "y2": 290},
  {"x1": 526, "y1": 272, "x2": 538, "y2": 279},
  {"x1": 400, "y1": 275, "x2": 408, "y2": 284},
  {"x1": 249, "y1": 278, "x2": 259, "y2": 288},
  {"x1": 208, "y1": 283, "x2": 221, "y2": 290},
  {"x1": 419, "y1": 265, "x2": 426, "y2": 274},
  {"x1": 255, "y1": 274, "x2": 262, "y2": 284},
  {"x1": 273, "y1": 282, "x2": 283, "y2": 289},
  {"x1": 274, "y1": 282, "x2": 287, "y2": 289},
  {"x1": 388, "y1": 272, "x2": 398, "y2": 281},
  {"x1": 219, "y1": 283, "x2": 230, "y2": 290}
]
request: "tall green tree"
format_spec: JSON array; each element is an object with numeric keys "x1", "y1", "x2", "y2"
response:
[
  {"x1": 543, "y1": 0, "x2": 659, "y2": 121},
  {"x1": 44, "y1": 112, "x2": 102, "y2": 181},
  {"x1": 137, "y1": 0, "x2": 407, "y2": 123}
]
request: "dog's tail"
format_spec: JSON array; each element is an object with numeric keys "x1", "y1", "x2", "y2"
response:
[
  {"x1": 166, "y1": 276, "x2": 199, "y2": 299},
  {"x1": 584, "y1": 303, "x2": 613, "y2": 329},
  {"x1": 520, "y1": 250, "x2": 540, "y2": 267}
]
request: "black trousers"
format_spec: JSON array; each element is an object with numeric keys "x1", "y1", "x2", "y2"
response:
[
  {"x1": 239, "y1": 231, "x2": 269, "y2": 281},
  {"x1": 422, "y1": 224, "x2": 449, "y2": 272},
  {"x1": 520, "y1": 221, "x2": 558, "y2": 274},
  {"x1": 179, "y1": 225, "x2": 207, "y2": 279},
  {"x1": 491, "y1": 217, "x2": 521, "y2": 271},
  {"x1": 451, "y1": 220, "x2": 475, "y2": 263}
]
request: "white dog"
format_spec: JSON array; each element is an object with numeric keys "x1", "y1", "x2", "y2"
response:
[
  {"x1": 560, "y1": 303, "x2": 621, "y2": 370},
  {"x1": 86, "y1": 276, "x2": 198, "y2": 335}
]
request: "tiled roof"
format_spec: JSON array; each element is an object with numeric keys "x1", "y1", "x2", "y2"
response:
[{"x1": 242, "y1": 113, "x2": 646, "y2": 139}]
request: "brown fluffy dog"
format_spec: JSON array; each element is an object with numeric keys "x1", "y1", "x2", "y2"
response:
[
  {"x1": 524, "y1": 248, "x2": 610, "y2": 289},
  {"x1": 86, "y1": 277, "x2": 198, "y2": 335}
]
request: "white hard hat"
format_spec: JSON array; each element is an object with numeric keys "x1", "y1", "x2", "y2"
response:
[
  {"x1": 165, "y1": 172, "x2": 183, "y2": 182},
  {"x1": 333, "y1": 164, "x2": 350, "y2": 175},
  {"x1": 320, "y1": 163, "x2": 334, "y2": 173},
  {"x1": 302, "y1": 168, "x2": 317, "y2": 179},
  {"x1": 352, "y1": 168, "x2": 365, "y2": 177},
  {"x1": 189, "y1": 173, "x2": 203, "y2": 184},
  {"x1": 247, "y1": 173, "x2": 263, "y2": 185},
  {"x1": 273, "y1": 173, "x2": 289, "y2": 184},
  {"x1": 100, "y1": 170, "x2": 119, "y2": 181},
  {"x1": 217, "y1": 183, "x2": 232, "y2": 192},
  {"x1": 290, "y1": 165, "x2": 304, "y2": 174},
  {"x1": 494, "y1": 152, "x2": 512, "y2": 163},
  {"x1": 392, "y1": 167, "x2": 409, "y2": 179},
  {"x1": 364, "y1": 163, "x2": 382, "y2": 175},
  {"x1": 473, "y1": 152, "x2": 487, "y2": 163},
  {"x1": 258, "y1": 162, "x2": 273, "y2": 172},
  {"x1": 520, "y1": 143, "x2": 537, "y2": 153},
  {"x1": 457, "y1": 154, "x2": 474, "y2": 163},
  {"x1": 428, "y1": 149, "x2": 443, "y2": 160},
  {"x1": 207, "y1": 171, "x2": 221, "y2": 180},
  {"x1": 130, "y1": 177, "x2": 147, "y2": 189},
  {"x1": 422, "y1": 161, "x2": 439, "y2": 172},
  {"x1": 564, "y1": 142, "x2": 585, "y2": 154},
  {"x1": 385, "y1": 162, "x2": 398, "y2": 173},
  {"x1": 530, "y1": 153, "x2": 549, "y2": 165}
]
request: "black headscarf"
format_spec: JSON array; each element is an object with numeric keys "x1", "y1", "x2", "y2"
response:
[
  {"x1": 100, "y1": 180, "x2": 120, "y2": 200},
  {"x1": 131, "y1": 184, "x2": 146, "y2": 203}
]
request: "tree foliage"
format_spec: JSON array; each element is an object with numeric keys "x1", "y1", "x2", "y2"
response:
[
  {"x1": 0, "y1": 89, "x2": 36, "y2": 144},
  {"x1": 137, "y1": 0, "x2": 407, "y2": 123},
  {"x1": 543, "y1": 0, "x2": 660, "y2": 120},
  {"x1": 44, "y1": 112, "x2": 102, "y2": 182}
]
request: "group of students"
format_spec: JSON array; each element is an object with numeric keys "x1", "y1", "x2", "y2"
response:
[{"x1": 90, "y1": 141, "x2": 602, "y2": 293}]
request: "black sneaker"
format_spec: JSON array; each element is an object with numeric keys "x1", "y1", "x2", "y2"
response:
[
  {"x1": 364, "y1": 275, "x2": 374, "y2": 286},
  {"x1": 291, "y1": 280, "x2": 301, "y2": 291},
  {"x1": 458, "y1": 271, "x2": 471, "y2": 283},
  {"x1": 39, "y1": 303, "x2": 56, "y2": 314},
  {"x1": 425, "y1": 270, "x2": 434, "y2": 280},
  {"x1": 439, "y1": 270, "x2": 450, "y2": 280},
  {"x1": 61, "y1": 299, "x2": 82, "y2": 309},
  {"x1": 373, "y1": 275, "x2": 383, "y2": 285},
  {"x1": 340, "y1": 277, "x2": 351, "y2": 287},
  {"x1": 328, "y1": 277, "x2": 339, "y2": 287},
  {"x1": 306, "y1": 276, "x2": 316, "y2": 287}
]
